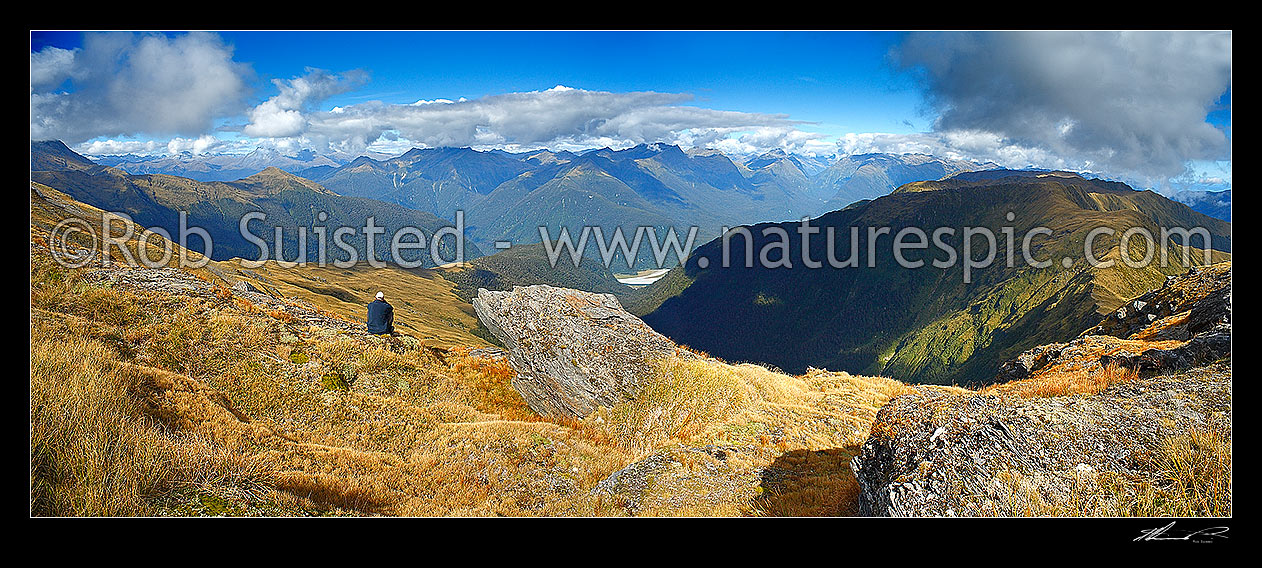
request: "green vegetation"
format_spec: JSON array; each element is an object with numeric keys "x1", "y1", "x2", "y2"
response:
[{"x1": 642, "y1": 173, "x2": 1231, "y2": 385}]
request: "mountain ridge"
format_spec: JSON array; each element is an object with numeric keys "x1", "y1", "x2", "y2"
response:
[
  {"x1": 31, "y1": 142, "x2": 481, "y2": 266},
  {"x1": 639, "y1": 171, "x2": 1230, "y2": 384},
  {"x1": 67, "y1": 140, "x2": 997, "y2": 269}
]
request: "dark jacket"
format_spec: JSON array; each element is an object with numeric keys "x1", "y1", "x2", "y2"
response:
[{"x1": 366, "y1": 299, "x2": 394, "y2": 335}]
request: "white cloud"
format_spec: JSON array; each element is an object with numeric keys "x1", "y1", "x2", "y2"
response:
[
  {"x1": 242, "y1": 68, "x2": 367, "y2": 138},
  {"x1": 30, "y1": 32, "x2": 251, "y2": 143},
  {"x1": 166, "y1": 135, "x2": 222, "y2": 155},
  {"x1": 76, "y1": 135, "x2": 237, "y2": 157},
  {"x1": 287, "y1": 86, "x2": 806, "y2": 155},
  {"x1": 29, "y1": 46, "x2": 76, "y2": 91},
  {"x1": 835, "y1": 130, "x2": 1090, "y2": 171},
  {"x1": 76, "y1": 139, "x2": 167, "y2": 156},
  {"x1": 409, "y1": 98, "x2": 457, "y2": 106}
]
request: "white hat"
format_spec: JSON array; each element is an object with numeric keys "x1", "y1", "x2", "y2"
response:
[{"x1": 376, "y1": 292, "x2": 384, "y2": 300}]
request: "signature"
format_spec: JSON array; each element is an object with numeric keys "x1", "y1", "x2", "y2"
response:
[{"x1": 1135, "y1": 521, "x2": 1229, "y2": 542}]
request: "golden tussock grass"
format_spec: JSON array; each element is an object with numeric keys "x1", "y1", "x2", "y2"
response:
[
  {"x1": 751, "y1": 448, "x2": 861, "y2": 517},
  {"x1": 31, "y1": 187, "x2": 939, "y2": 516},
  {"x1": 30, "y1": 330, "x2": 274, "y2": 516},
  {"x1": 982, "y1": 362, "x2": 1140, "y2": 399},
  {"x1": 35, "y1": 231, "x2": 1221, "y2": 517},
  {"x1": 998, "y1": 427, "x2": 1231, "y2": 517},
  {"x1": 594, "y1": 357, "x2": 748, "y2": 454},
  {"x1": 29, "y1": 247, "x2": 636, "y2": 515}
]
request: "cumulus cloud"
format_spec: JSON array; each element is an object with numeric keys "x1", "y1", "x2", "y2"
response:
[
  {"x1": 29, "y1": 46, "x2": 76, "y2": 91},
  {"x1": 30, "y1": 32, "x2": 251, "y2": 144},
  {"x1": 837, "y1": 131, "x2": 1065, "y2": 168},
  {"x1": 75, "y1": 134, "x2": 233, "y2": 157},
  {"x1": 894, "y1": 30, "x2": 1232, "y2": 186},
  {"x1": 75, "y1": 139, "x2": 168, "y2": 156},
  {"x1": 243, "y1": 68, "x2": 367, "y2": 138},
  {"x1": 291, "y1": 85, "x2": 805, "y2": 155}
]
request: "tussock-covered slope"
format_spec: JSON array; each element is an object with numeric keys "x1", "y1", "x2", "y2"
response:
[{"x1": 30, "y1": 184, "x2": 924, "y2": 517}]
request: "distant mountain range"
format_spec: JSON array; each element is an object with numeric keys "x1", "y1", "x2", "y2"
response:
[
  {"x1": 811, "y1": 152, "x2": 991, "y2": 209},
  {"x1": 75, "y1": 143, "x2": 1233, "y2": 240},
  {"x1": 31, "y1": 141, "x2": 477, "y2": 266},
  {"x1": 73, "y1": 143, "x2": 995, "y2": 265},
  {"x1": 639, "y1": 170, "x2": 1231, "y2": 385},
  {"x1": 293, "y1": 143, "x2": 995, "y2": 267},
  {"x1": 1173, "y1": 189, "x2": 1231, "y2": 222},
  {"x1": 91, "y1": 147, "x2": 350, "y2": 182}
]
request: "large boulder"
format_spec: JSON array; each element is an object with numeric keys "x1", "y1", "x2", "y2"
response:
[
  {"x1": 472, "y1": 285, "x2": 694, "y2": 419},
  {"x1": 851, "y1": 364, "x2": 1231, "y2": 516}
]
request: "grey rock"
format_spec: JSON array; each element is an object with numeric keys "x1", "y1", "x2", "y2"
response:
[
  {"x1": 593, "y1": 445, "x2": 756, "y2": 516},
  {"x1": 994, "y1": 342, "x2": 1068, "y2": 383},
  {"x1": 472, "y1": 285, "x2": 695, "y2": 419},
  {"x1": 233, "y1": 280, "x2": 263, "y2": 294},
  {"x1": 853, "y1": 364, "x2": 1231, "y2": 516}
]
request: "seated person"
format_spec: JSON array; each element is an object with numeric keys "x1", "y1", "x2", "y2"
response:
[{"x1": 366, "y1": 291, "x2": 395, "y2": 335}]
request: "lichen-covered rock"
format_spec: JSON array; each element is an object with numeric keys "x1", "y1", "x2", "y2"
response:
[
  {"x1": 899, "y1": 264, "x2": 1234, "y2": 517},
  {"x1": 233, "y1": 279, "x2": 263, "y2": 294},
  {"x1": 994, "y1": 342, "x2": 1069, "y2": 383},
  {"x1": 472, "y1": 285, "x2": 695, "y2": 419},
  {"x1": 593, "y1": 445, "x2": 760, "y2": 516},
  {"x1": 852, "y1": 364, "x2": 1231, "y2": 516}
]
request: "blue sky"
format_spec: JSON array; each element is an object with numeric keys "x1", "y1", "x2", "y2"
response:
[
  {"x1": 30, "y1": 30, "x2": 1230, "y2": 191},
  {"x1": 34, "y1": 31, "x2": 925, "y2": 133}
]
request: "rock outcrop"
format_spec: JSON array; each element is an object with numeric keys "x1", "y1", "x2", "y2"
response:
[
  {"x1": 853, "y1": 263, "x2": 1232, "y2": 516},
  {"x1": 1084, "y1": 263, "x2": 1231, "y2": 341},
  {"x1": 472, "y1": 285, "x2": 695, "y2": 419},
  {"x1": 593, "y1": 445, "x2": 761, "y2": 515},
  {"x1": 852, "y1": 363, "x2": 1231, "y2": 516},
  {"x1": 995, "y1": 263, "x2": 1231, "y2": 384},
  {"x1": 83, "y1": 266, "x2": 367, "y2": 336}
]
